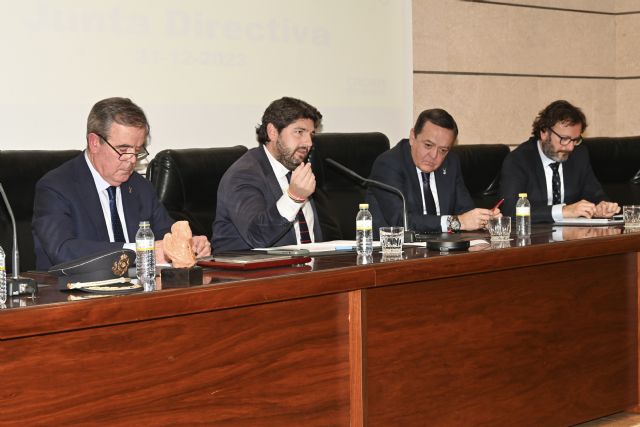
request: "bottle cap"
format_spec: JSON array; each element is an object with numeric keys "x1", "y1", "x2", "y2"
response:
[
  {"x1": 139, "y1": 220, "x2": 150, "y2": 227},
  {"x1": 518, "y1": 193, "x2": 528, "y2": 198},
  {"x1": 359, "y1": 203, "x2": 369, "y2": 209}
]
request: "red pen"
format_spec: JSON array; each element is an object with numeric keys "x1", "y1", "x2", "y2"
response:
[{"x1": 492, "y1": 198, "x2": 504, "y2": 212}]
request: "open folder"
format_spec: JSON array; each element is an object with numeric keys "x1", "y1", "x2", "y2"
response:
[{"x1": 197, "y1": 252, "x2": 312, "y2": 270}]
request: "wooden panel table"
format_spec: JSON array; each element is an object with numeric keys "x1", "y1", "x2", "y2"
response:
[{"x1": 1, "y1": 226, "x2": 639, "y2": 426}]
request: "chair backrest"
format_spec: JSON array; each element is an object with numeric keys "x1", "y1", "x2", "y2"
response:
[
  {"x1": 0, "y1": 150, "x2": 81, "y2": 272},
  {"x1": 583, "y1": 136, "x2": 640, "y2": 206},
  {"x1": 451, "y1": 144, "x2": 511, "y2": 209},
  {"x1": 147, "y1": 146, "x2": 248, "y2": 239},
  {"x1": 311, "y1": 132, "x2": 390, "y2": 240}
]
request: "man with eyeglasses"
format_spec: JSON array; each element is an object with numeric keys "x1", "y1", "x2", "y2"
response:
[
  {"x1": 366, "y1": 108, "x2": 498, "y2": 234},
  {"x1": 32, "y1": 97, "x2": 211, "y2": 270},
  {"x1": 499, "y1": 100, "x2": 619, "y2": 223}
]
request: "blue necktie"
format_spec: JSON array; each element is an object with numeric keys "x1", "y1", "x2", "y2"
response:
[
  {"x1": 421, "y1": 172, "x2": 437, "y2": 215},
  {"x1": 286, "y1": 172, "x2": 311, "y2": 244},
  {"x1": 107, "y1": 186, "x2": 126, "y2": 242}
]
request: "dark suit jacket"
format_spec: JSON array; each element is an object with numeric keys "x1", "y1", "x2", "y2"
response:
[
  {"x1": 365, "y1": 139, "x2": 474, "y2": 233},
  {"x1": 499, "y1": 136, "x2": 608, "y2": 223},
  {"x1": 212, "y1": 146, "x2": 323, "y2": 252},
  {"x1": 32, "y1": 153, "x2": 174, "y2": 270}
]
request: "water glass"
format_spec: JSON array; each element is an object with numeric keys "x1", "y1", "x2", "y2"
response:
[
  {"x1": 379, "y1": 226, "x2": 404, "y2": 255},
  {"x1": 487, "y1": 216, "x2": 511, "y2": 241},
  {"x1": 623, "y1": 205, "x2": 640, "y2": 228}
]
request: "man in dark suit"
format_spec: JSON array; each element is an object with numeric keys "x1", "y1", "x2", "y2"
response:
[
  {"x1": 33, "y1": 97, "x2": 211, "y2": 270},
  {"x1": 213, "y1": 97, "x2": 323, "y2": 252},
  {"x1": 367, "y1": 108, "x2": 497, "y2": 234},
  {"x1": 499, "y1": 100, "x2": 619, "y2": 223}
]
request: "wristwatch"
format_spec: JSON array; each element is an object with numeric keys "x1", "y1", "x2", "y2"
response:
[{"x1": 448, "y1": 215, "x2": 461, "y2": 233}]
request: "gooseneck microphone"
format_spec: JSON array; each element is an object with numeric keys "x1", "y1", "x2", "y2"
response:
[
  {"x1": 324, "y1": 158, "x2": 415, "y2": 243},
  {"x1": 0, "y1": 183, "x2": 37, "y2": 297}
]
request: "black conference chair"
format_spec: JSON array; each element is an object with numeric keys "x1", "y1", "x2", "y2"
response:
[
  {"x1": 147, "y1": 146, "x2": 248, "y2": 239},
  {"x1": 311, "y1": 132, "x2": 390, "y2": 240},
  {"x1": 451, "y1": 144, "x2": 511, "y2": 209},
  {"x1": 0, "y1": 150, "x2": 81, "y2": 272},
  {"x1": 583, "y1": 136, "x2": 640, "y2": 206}
]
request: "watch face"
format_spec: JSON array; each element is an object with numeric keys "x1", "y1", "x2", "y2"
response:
[{"x1": 451, "y1": 216, "x2": 461, "y2": 232}]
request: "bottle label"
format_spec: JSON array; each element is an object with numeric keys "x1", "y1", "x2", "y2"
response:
[
  {"x1": 356, "y1": 219, "x2": 372, "y2": 231},
  {"x1": 516, "y1": 207, "x2": 530, "y2": 216},
  {"x1": 136, "y1": 239, "x2": 155, "y2": 251},
  {"x1": 0, "y1": 266, "x2": 4, "y2": 271}
]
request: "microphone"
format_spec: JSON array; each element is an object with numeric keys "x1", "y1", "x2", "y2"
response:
[
  {"x1": 324, "y1": 158, "x2": 415, "y2": 243},
  {"x1": 0, "y1": 183, "x2": 37, "y2": 297}
]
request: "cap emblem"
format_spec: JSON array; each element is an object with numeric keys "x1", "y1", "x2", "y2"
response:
[{"x1": 112, "y1": 253, "x2": 130, "y2": 276}]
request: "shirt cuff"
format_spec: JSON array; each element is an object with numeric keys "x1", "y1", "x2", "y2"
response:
[
  {"x1": 277, "y1": 193, "x2": 303, "y2": 222},
  {"x1": 440, "y1": 215, "x2": 449, "y2": 233},
  {"x1": 551, "y1": 204, "x2": 565, "y2": 222},
  {"x1": 123, "y1": 243, "x2": 136, "y2": 251}
]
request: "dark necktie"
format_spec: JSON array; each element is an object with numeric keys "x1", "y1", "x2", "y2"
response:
[
  {"x1": 421, "y1": 172, "x2": 437, "y2": 215},
  {"x1": 107, "y1": 186, "x2": 126, "y2": 242},
  {"x1": 549, "y1": 162, "x2": 561, "y2": 205},
  {"x1": 285, "y1": 172, "x2": 311, "y2": 244}
]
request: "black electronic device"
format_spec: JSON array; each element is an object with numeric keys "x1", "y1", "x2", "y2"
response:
[
  {"x1": 420, "y1": 233, "x2": 472, "y2": 251},
  {"x1": 0, "y1": 183, "x2": 37, "y2": 297},
  {"x1": 325, "y1": 158, "x2": 416, "y2": 243},
  {"x1": 426, "y1": 238, "x2": 470, "y2": 252}
]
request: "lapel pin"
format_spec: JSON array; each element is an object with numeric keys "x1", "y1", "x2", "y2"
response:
[
  {"x1": 442, "y1": 168, "x2": 447, "y2": 175},
  {"x1": 129, "y1": 186, "x2": 132, "y2": 194}
]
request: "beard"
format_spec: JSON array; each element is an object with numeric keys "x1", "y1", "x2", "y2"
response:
[
  {"x1": 541, "y1": 137, "x2": 571, "y2": 163},
  {"x1": 275, "y1": 138, "x2": 309, "y2": 170}
]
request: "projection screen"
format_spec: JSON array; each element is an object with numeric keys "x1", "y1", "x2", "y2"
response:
[{"x1": 0, "y1": 0, "x2": 412, "y2": 155}]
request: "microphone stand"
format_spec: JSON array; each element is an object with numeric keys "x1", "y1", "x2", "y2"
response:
[
  {"x1": 325, "y1": 158, "x2": 415, "y2": 243},
  {"x1": 0, "y1": 183, "x2": 37, "y2": 298}
]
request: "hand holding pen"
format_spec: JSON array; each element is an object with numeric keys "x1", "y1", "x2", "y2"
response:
[{"x1": 491, "y1": 198, "x2": 504, "y2": 217}]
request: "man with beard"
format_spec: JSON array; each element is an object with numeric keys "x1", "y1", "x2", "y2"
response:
[
  {"x1": 212, "y1": 97, "x2": 323, "y2": 251},
  {"x1": 499, "y1": 100, "x2": 619, "y2": 223},
  {"x1": 33, "y1": 97, "x2": 211, "y2": 270}
]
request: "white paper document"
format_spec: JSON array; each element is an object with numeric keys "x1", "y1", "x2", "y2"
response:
[
  {"x1": 554, "y1": 218, "x2": 623, "y2": 226},
  {"x1": 256, "y1": 240, "x2": 380, "y2": 254}
]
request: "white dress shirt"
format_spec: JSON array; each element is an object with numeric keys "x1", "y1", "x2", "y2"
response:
[
  {"x1": 536, "y1": 140, "x2": 565, "y2": 221},
  {"x1": 415, "y1": 167, "x2": 449, "y2": 232},
  {"x1": 263, "y1": 146, "x2": 315, "y2": 244},
  {"x1": 84, "y1": 151, "x2": 132, "y2": 247}
]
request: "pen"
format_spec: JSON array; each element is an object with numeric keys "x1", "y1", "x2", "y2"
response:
[{"x1": 492, "y1": 198, "x2": 504, "y2": 212}]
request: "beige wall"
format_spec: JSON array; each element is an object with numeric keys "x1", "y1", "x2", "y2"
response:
[
  {"x1": 615, "y1": 11, "x2": 640, "y2": 135},
  {"x1": 412, "y1": 0, "x2": 640, "y2": 145}
]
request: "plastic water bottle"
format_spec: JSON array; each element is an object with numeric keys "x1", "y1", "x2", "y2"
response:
[
  {"x1": 516, "y1": 193, "x2": 531, "y2": 237},
  {"x1": 0, "y1": 245, "x2": 7, "y2": 304},
  {"x1": 357, "y1": 254, "x2": 373, "y2": 265},
  {"x1": 356, "y1": 203, "x2": 373, "y2": 256},
  {"x1": 135, "y1": 221, "x2": 156, "y2": 291}
]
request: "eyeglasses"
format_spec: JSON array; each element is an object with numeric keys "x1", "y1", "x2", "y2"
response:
[
  {"x1": 95, "y1": 133, "x2": 149, "y2": 161},
  {"x1": 548, "y1": 127, "x2": 583, "y2": 146}
]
